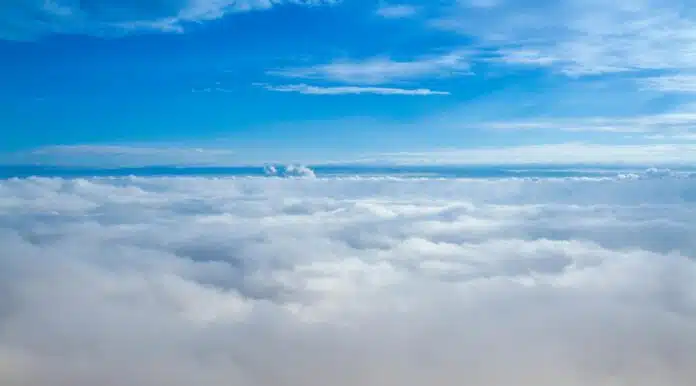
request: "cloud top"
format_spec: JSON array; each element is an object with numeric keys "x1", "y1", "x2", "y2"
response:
[{"x1": 0, "y1": 175, "x2": 695, "y2": 385}]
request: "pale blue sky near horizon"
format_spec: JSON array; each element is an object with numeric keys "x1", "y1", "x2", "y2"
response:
[{"x1": 3, "y1": 0, "x2": 696, "y2": 166}]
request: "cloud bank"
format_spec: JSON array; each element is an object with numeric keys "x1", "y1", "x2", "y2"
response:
[{"x1": 1, "y1": 175, "x2": 695, "y2": 385}]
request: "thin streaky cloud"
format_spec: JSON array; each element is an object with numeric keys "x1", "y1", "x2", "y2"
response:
[
  {"x1": 0, "y1": 0, "x2": 339, "y2": 40},
  {"x1": 457, "y1": 111, "x2": 696, "y2": 134},
  {"x1": 267, "y1": 53, "x2": 471, "y2": 85},
  {"x1": 638, "y1": 74, "x2": 696, "y2": 93},
  {"x1": 355, "y1": 143, "x2": 696, "y2": 166},
  {"x1": 256, "y1": 83, "x2": 450, "y2": 95},
  {"x1": 8, "y1": 141, "x2": 696, "y2": 167},
  {"x1": 376, "y1": 4, "x2": 419, "y2": 19}
]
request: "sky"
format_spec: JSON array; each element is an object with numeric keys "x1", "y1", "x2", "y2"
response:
[
  {"x1": 2, "y1": 3, "x2": 696, "y2": 383},
  {"x1": 3, "y1": 0, "x2": 696, "y2": 166}
]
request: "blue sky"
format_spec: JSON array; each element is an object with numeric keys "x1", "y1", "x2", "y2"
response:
[{"x1": 3, "y1": 0, "x2": 696, "y2": 166}]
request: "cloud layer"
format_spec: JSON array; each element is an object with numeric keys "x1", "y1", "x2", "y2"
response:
[{"x1": 1, "y1": 175, "x2": 696, "y2": 385}]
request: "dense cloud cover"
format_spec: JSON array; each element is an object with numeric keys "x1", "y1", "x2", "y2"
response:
[{"x1": 1, "y1": 176, "x2": 696, "y2": 385}]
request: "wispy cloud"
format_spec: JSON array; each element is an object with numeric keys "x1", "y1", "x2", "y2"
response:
[
  {"x1": 433, "y1": 0, "x2": 696, "y2": 77},
  {"x1": 638, "y1": 74, "x2": 696, "y2": 93},
  {"x1": 256, "y1": 83, "x2": 449, "y2": 95},
  {"x1": 192, "y1": 82, "x2": 234, "y2": 93},
  {"x1": 355, "y1": 143, "x2": 696, "y2": 166},
  {"x1": 5, "y1": 145, "x2": 239, "y2": 167},
  {"x1": 0, "y1": 0, "x2": 338, "y2": 40},
  {"x1": 376, "y1": 4, "x2": 418, "y2": 19},
  {"x1": 267, "y1": 52, "x2": 471, "y2": 85},
  {"x1": 470, "y1": 112, "x2": 696, "y2": 134},
  {"x1": 643, "y1": 133, "x2": 696, "y2": 141},
  {"x1": 7, "y1": 140, "x2": 696, "y2": 167}
]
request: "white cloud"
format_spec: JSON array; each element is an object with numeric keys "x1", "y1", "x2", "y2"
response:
[
  {"x1": 434, "y1": 0, "x2": 696, "y2": 77},
  {"x1": 356, "y1": 143, "x2": 696, "y2": 166},
  {"x1": 638, "y1": 74, "x2": 696, "y2": 93},
  {"x1": 644, "y1": 133, "x2": 696, "y2": 141},
  {"x1": 7, "y1": 145, "x2": 239, "y2": 167},
  {"x1": 267, "y1": 52, "x2": 471, "y2": 85},
  {"x1": 8, "y1": 140, "x2": 696, "y2": 167},
  {"x1": 256, "y1": 83, "x2": 450, "y2": 95},
  {"x1": 470, "y1": 112, "x2": 696, "y2": 133},
  {"x1": 0, "y1": 0, "x2": 337, "y2": 39},
  {"x1": 1, "y1": 176, "x2": 696, "y2": 385},
  {"x1": 264, "y1": 164, "x2": 316, "y2": 178},
  {"x1": 376, "y1": 4, "x2": 418, "y2": 19}
]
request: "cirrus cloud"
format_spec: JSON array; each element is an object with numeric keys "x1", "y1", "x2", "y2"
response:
[
  {"x1": 0, "y1": 0, "x2": 337, "y2": 40},
  {"x1": 376, "y1": 4, "x2": 418, "y2": 19},
  {"x1": 266, "y1": 52, "x2": 471, "y2": 85},
  {"x1": 434, "y1": 0, "x2": 696, "y2": 78},
  {"x1": 255, "y1": 82, "x2": 450, "y2": 95}
]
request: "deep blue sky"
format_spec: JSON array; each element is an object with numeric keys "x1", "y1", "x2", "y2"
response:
[{"x1": 2, "y1": 0, "x2": 696, "y2": 166}]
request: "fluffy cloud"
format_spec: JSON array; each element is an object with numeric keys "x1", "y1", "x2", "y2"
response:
[
  {"x1": 0, "y1": 0, "x2": 336, "y2": 40},
  {"x1": 264, "y1": 164, "x2": 316, "y2": 177},
  {"x1": 0, "y1": 175, "x2": 695, "y2": 385}
]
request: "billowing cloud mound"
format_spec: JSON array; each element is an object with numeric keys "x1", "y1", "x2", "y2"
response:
[
  {"x1": 1, "y1": 176, "x2": 696, "y2": 385},
  {"x1": 264, "y1": 164, "x2": 316, "y2": 178}
]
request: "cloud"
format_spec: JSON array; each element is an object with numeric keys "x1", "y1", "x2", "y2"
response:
[
  {"x1": 355, "y1": 143, "x2": 696, "y2": 166},
  {"x1": 192, "y1": 85, "x2": 234, "y2": 93},
  {"x1": 0, "y1": 175, "x2": 696, "y2": 386},
  {"x1": 469, "y1": 112, "x2": 696, "y2": 134},
  {"x1": 7, "y1": 140, "x2": 696, "y2": 168},
  {"x1": 638, "y1": 74, "x2": 696, "y2": 93},
  {"x1": 256, "y1": 83, "x2": 450, "y2": 95},
  {"x1": 376, "y1": 4, "x2": 418, "y2": 19},
  {"x1": 4, "y1": 145, "x2": 239, "y2": 167},
  {"x1": 644, "y1": 133, "x2": 696, "y2": 141},
  {"x1": 433, "y1": 0, "x2": 696, "y2": 77},
  {"x1": 0, "y1": 0, "x2": 337, "y2": 40},
  {"x1": 266, "y1": 52, "x2": 471, "y2": 85},
  {"x1": 263, "y1": 164, "x2": 316, "y2": 178}
]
